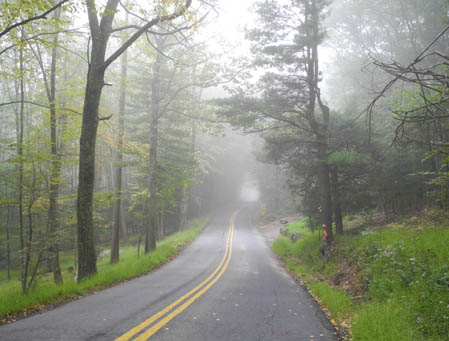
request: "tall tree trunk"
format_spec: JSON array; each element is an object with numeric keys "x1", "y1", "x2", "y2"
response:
[
  {"x1": 305, "y1": 0, "x2": 333, "y2": 244},
  {"x1": 77, "y1": 63, "x2": 104, "y2": 281},
  {"x1": 111, "y1": 39, "x2": 128, "y2": 264},
  {"x1": 47, "y1": 8, "x2": 63, "y2": 283},
  {"x1": 330, "y1": 167, "x2": 343, "y2": 235},
  {"x1": 145, "y1": 50, "x2": 161, "y2": 253},
  {"x1": 16, "y1": 33, "x2": 27, "y2": 293},
  {"x1": 77, "y1": 0, "x2": 117, "y2": 281},
  {"x1": 24, "y1": 163, "x2": 38, "y2": 292}
]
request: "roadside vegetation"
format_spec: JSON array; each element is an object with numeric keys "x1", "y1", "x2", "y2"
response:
[
  {"x1": 0, "y1": 217, "x2": 208, "y2": 323},
  {"x1": 272, "y1": 213, "x2": 449, "y2": 341}
]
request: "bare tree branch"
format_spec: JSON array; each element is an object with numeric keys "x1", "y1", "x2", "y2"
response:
[
  {"x1": 103, "y1": 0, "x2": 193, "y2": 69},
  {"x1": 0, "y1": 100, "x2": 80, "y2": 115}
]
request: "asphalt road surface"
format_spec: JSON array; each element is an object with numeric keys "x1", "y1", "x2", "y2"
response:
[{"x1": 1, "y1": 207, "x2": 336, "y2": 340}]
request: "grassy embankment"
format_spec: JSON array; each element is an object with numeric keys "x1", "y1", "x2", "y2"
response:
[
  {"x1": 0, "y1": 217, "x2": 209, "y2": 322},
  {"x1": 273, "y1": 212, "x2": 449, "y2": 341}
]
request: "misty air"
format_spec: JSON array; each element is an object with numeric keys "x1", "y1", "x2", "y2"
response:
[{"x1": 0, "y1": 1, "x2": 448, "y2": 340}]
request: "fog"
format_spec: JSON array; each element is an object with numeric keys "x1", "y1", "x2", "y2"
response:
[
  {"x1": 240, "y1": 178, "x2": 260, "y2": 202},
  {"x1": 1, "y1": 3, "x2": 448, "y2": 332}
]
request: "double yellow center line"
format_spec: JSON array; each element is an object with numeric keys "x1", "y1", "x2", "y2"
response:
[{"x1": 116, "y1": 211, "x2": 238, "y2": 341}]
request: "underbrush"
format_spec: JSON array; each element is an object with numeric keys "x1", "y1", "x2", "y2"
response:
[
  {"x1": 273, "y1": 211, "x2": 449, "y2": 340},
  {"x1": 0, "y1": 217, "x2": 208, "y2": 321}
]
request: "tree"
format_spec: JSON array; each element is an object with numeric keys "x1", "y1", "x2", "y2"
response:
[
  {"x1": 368, "y1": 25, "x2": 449, "y2": 207},
  {"x1": 144, "y1": 34, "x2": 163, "y2": 253},
  {"x1": 28, "y1": 6, "x2": 66, "y2": 283},
  {"x1": 42, "y1": 8, "x2": 64, "y2": 283},
  {"x1": 322, "y1": 0, "x2": 449, "y2": 217},
  {"x1": 76, "y1": 0, "x2": 193, "y2": 281},
  {"x1": 219, "y1": 0, "x2": 334, "y2": 243}
]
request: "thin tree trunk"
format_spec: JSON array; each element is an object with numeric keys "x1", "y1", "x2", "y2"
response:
[
  {"x1": 330, "y1": 167, "x2": 343, "y2": 235},
  {"x1": 145, "y1": 101, "x2": 159, "y2": 253},
  {"x1": 111, "y1": 31, "x2": 128, "y2": 264},
  {"x1": 17, "y1": 32, "x2": 27, "y2": 293},
  {"x1": 47, "y1": 8, "x2": 63, "y2": 283},
  {"x1": 179, "y1": 188, "x2": 189, "y2": 231},
  {"x1": 24, "y1": 163, "x2": 38, "y2": 293},
  {"x1": 6, "y1": 205, "x2": 11, "y2": 281},
  {"x1": 145, "y1": 40, "x2": 163, "y2": 254},
  {"x1": 120, "y1": 203, "x2": 127, "y2": 242},
  {"x1": 306, "y1": 0, "x2": 333, "y2": 245},
  {"x1": 157, "y1": 209, "x2": 163, "y2": 238},
  {"x1": 137, "y1": 231, "x2": 142, "y2": 257}
]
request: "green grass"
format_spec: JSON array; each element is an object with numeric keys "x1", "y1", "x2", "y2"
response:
[
  {"x1": 272, "y1": 235, "x2": 294, "y2": 256},
  {"x1": 0, "y1": 217, "x2": 209, "y2": 320},
  {"x1": 283, "y1": 218, "x2": 312, "y2": 235},
  {"x1": 272, "y1": 211, "x2": 449, "y2": 340},
  {"x1": 352, "y1": 301, "x2": 416, "y2": 341},
  {"x1": 308, "y1": 282, "x2": 352, "y2": 321}
]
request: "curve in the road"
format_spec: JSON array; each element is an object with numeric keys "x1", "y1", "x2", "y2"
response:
[{"x1": 117, "y1": 210, "x2": 239, "y2": 341}]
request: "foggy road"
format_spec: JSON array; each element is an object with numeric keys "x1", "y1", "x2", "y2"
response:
[{"x1": 0, "y1": 208, "x2": 336, "y2": 340}]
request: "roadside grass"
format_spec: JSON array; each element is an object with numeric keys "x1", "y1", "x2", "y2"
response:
[
  {"x1": 0, "y1": 217, "x2": 208, "y2": 321},
  {"x1": 308, "y1": 282, "x2": 352, "y2": 321},
  {"x1": 272, "y1": 211, "x2": 449, "y2": 340},
  {"x1": 352, "y1": 300, "x2": 416, "y2": 341},
  {"x1": 272, "y1": 235, "x2": 294, "y2": 256},
  {"x1": 282, "y1": 218, "x2": 311, "y2": 235}
]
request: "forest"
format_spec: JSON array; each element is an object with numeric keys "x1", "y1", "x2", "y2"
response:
[{"x1": 0, "y1": 0, "x2": 448, "y2": 340}]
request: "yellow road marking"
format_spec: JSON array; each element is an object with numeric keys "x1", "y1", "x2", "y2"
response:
[
  {"x1": 135, "y1": 220, "x2": 235, "y2": 340},
  {"x1": 116, "y1": 211, "x2": 238, "y2": 341}
]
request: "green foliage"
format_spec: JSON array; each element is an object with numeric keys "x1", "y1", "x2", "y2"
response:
[
  {"x1": 339, "y1": 226, "x2": 449, "y2": 339},
  {"x1": 0, "y1": 0, "x2": 68, "y2": 32},
  {"x1": 352, "y1": 301, "x2": 416, "y2": 341},
  {"x1": 291, "y1": 233, "x2": 328, "y2": 272},
  {"x1": 328, "y1": 151, "x2": 369, "y2": 167},
  {"x1": 272, "y1": 236, "x2": 293, "y2": 257},
  {"x1": 273, "y1": 213, "x2": 449, "y2": 340}
]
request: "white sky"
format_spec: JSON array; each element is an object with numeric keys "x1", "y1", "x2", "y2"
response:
[
  {"x1": 214, "y1": 0, "x2": 255, "y2": 37},
  {"x1": 203, "y1": 0, "x2": 256, "y2": 56}
]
